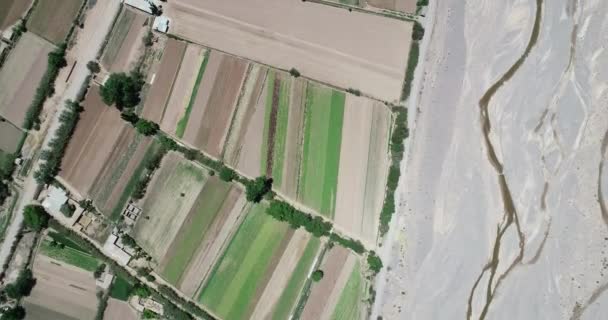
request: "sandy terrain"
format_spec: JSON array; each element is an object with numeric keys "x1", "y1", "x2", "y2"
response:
[
  {"x1": 183, "y1": 52, "x2": 248, "y2": 157},
  {"x1": 161, "y1": 45, "x2": 206, "y2": 134},
  {"x1": 179, "y1": 191, "x2": 248, "y2": 297},
  {"x1": 141, "y1": 39, "x2": 186, "y2": 123},
  {"x1": 222, "y1": 64, "x2": 266, "y2": 164},
  {"x1": 279, "y1": 78, "x2": 307, "y2": 198},
  {"x1": 0, "y1": 121, "x2": 23, "y2": 153},
  {"x1": 0, "y1": 32, "x2": 53, "y2": 127},
  {"x1": 377, "y1": 0, "x2": 608, "y2": 319},
  {"x1": 366, "y1": 0, "x2": 416, "y2": 13},
  {"x1": 249, "y1": 230, "x2": 312, "y2": 319},
  {"x1": 24, "y1": 255, "x2": 97, "y2": 320},
  {"x1": 133, "y1": 152, "x2": 207, "y2": 261},
  {"x1": 164, "y1": 0, "x2": 412, "y2": 102},
  {"x1": 300, "y1": 246, "x2": 352, "y2": 319},
  {"x1": 108, "y1": 8, "x2": 147, "y2": 73},
  {"x1": 0, "y1": 0, "x2": 32, "y2": 30},
  {"x1": 59, "y1": 86, "x2": 129, "y2": 197},
  {"x1": 103, "y1": 298, "x2": 138, "y2": 320}
]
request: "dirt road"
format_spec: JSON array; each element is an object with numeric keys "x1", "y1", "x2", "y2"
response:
[
  {"x1": 0, "y1": 0, "x2": 122, "y2": 273},
  {"x1": 377, "y1": 0, "x2": 608, "y2": 319}
]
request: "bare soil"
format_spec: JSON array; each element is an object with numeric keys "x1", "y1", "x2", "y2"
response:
[
  {"x1": 0, "y1": 0, "x2": 32, "y2": 30},
  {"x1": 265, "y1": 76, "x2": 282, "y2": 176},
  {"x1": 27, "y1": 0, "x2": 83, "y2": 44},
  {"x1": 24, "y1": 255, "x2": 97, "y2": 320},
  {"x1": 365, "y1": 0, "x2": 416, "y2": 13},
  {"x1": 183, "y1": 52, "x2": 248, "y2": 157},
  {"x1": 59, "y1": 86, "x2": 129, "y2": 197},
  {"x1": 279, "y1": 77, "x2": 307, "y2": 198},
  {"x1": 0, "y1": 32, "x2": 53, "y2": 128},
  {"x1": 164, "y1": 0, "x2": 413, "y2": 102},
  {"x1": 161, "y1": 44, "x2": 206, "y2": 135},
  {"x1": 108, "y1": 8, "x2": 147, "y2": 72},
  {"x1": 103, "y1": 298, "x2": 138, "y2": 320},
  {"x1": 179, "y1": 188, "x2": 247, "y2": 297},
  {"x1": 141, "y1": 39, "x2": 187, "y2": 123},
  {"x1": 0, "y1": 120, "x2": 23, "y2": 153}
]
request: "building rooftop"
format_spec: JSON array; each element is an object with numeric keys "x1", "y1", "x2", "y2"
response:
[{"x1": 42, "y1": 186, "x2": 68, "y2": 214}]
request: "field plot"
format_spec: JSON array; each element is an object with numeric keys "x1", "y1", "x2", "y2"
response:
[
  {"x1": 0, "y1": 32, "x2": 53, "y2": 128},
  {"x1": 59, "y1": 86, "x2": 153, "y2": 218},
  {"x1": 199, "y1": 203, "x2": 322, "y2": 320},
  {"x1": 23, "y1": 255, "x2": 98, "y2": 320},
  {"x1": 27, "y1": 0, "x2": 83, "y2": 44},
  {"x1": 365, "y1": 0, "x2": 417, "y2": 13},
  {"x1": 0, "y1": 121, "x2": 23, "y2": 153},
  {"x1": 0, "y1": 0, "x2": 32, "y2": 30},
  {"x1": 104, "y1": 299, "x2": 138, "y2": 320},
  {"x1": 164, "y1": 0, "x2": 413, "y2": 102},
  {"x1": 300, "y1": 246, "x2": 367, "y2": 320},
  {"x1": 101, "y1": 6, "x2": 148, "y2": 72}
]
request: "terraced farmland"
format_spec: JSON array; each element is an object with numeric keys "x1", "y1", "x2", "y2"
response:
[{"x1": 199, "y1": 202, "x2": 322, "y2": 320}]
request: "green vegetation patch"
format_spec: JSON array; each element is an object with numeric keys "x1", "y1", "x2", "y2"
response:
[
  {"x1": 300, "y1": 85, "x2": 345, "y2": 217},
  {"x1": 110, "y1": 275, "x2": 133, "y2": 301},
  {"x1": 331, "y1": 261, "x2": 363, "y2": 320},
  {"x1": 39, "y1": 239, "x2": 100, "y2": 271},
  {"x1": 101, "y1": 8, "x2": 135, "y2": 68},
  {"x1": 47, "y1": 230, "x2": 88, "y2": 252},
  {"x1": 199, "y1": 203, "x2": 289, "y2": 320},
  {"x1": 176, "y1": 50, "x2": 210, "y2": 138},
  {"x1": 271, "y1": 237, "x2": 320, "y2": 320},
  {"x1": 260, "y1": 71, "x2": 276, "y2": 173},
  {"x1": 162, "y1": 177, "x2": 232, "y2": 284},
  {"x1": 270, "y1": 78, "x2": 291, "y2": 187}
]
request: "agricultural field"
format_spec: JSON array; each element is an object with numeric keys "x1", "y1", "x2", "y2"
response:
[
  {"x1": 59, "y1": 85, "x2": 154, "y2": 219},
  {"x1": 224, "y1": 71, "x2": 391, "y2": 244},
  {"x1": 101, "y1": 6, "x2": 148, "y2": 72},
  {"x1": 0, "y1": 120, "x2": 23, "y2": 153},
  {"x1": 326, "y1": 0, "x2": 417, "y2": 14},
  {"x1": 299, "y1": 246, "x2": 367, "y2": 320},
  {"x1": 23, "y1": 255, "x2": 98, "y2": 320},
  {"x1": 131, "y1": 152, "x2": 249, "y2": 296},
  {"x1": 104, "y1": 299, "x2": 138, "y2": 320},
  {"x1": 0, "y1": 0, "x2": 33, "y2": 30},
  {"x1": 164, "y1": 0, "x2": 413, "y2": 102},
  {"x1": 199, "y1": 202, "x2": 322, "y2": 320},
  {"x1": 27, "y1": 0, "x2": 83, "y2": 44},
  {"x1": 0, "y1": 32, "x2": 53, "y2": 128},
  {"x1": 142, "y1": 41, "x2": 248, "y2": 159}
]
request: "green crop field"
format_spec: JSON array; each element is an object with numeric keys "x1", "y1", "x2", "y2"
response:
[
  {"x1": 300, "y1": 84, "x2": 345, "y2": 217},
  {"x1": 40, "y1": 239, "x2": 99, "y2": 272},
  {"x1": 162, "y1": 177, "x2": 232, "y2": 284},
  {"x1": 331, "y1": 261, "x2": 363, "y2": 320},
  {"x1": 199, "y1": 203, "x2": 289, "y2": 320},
  {"x1": 176, "y1": 50, "x2": 210, "y2": 138},
  {"x1": 271, "y1": 237, "x2": 321, "y2": 320},
  {"x1": 110, "y1": 275, "x2": 133, "y2": 301}
]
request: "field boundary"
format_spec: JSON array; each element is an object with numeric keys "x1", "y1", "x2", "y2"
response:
[{"x1": 305, "y1": 0, "x2": 418, "y2": 22}]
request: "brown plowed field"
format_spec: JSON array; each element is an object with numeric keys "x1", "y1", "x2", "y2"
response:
[
  {"x1": 183, "y1": 52, "x2": 248, "y2": 158},
  {"x1": 161, "y1": 44, "x2": 206, "y2": 135},
  {"x1": 164, "y1": 0, "x2": 412, "y2": 102},
  {"x1": 366, "y1": 0, "x2": 416, "y2": 13},
  {"x1": 0, "y1": 121, "x2": 23, "y2": 153},
  {"x1": 0, "y1": 32, "x2": 53, "y2": 128},
  {"x1": 142, "y1": 39, "x2": 187, "y2": 123},
  {"x1": 103, "y1": 299, "x2": 138, "y2": 320},
  {"x1": 224, "y1": 65, "x2": 267, "y2": 175},
  {"x1": 300, "y1": 246, "x2": 353, "y2": 320},
  {"x1": 334, "y1": 96, "x2": 391, "y2": 244},
  {"x1": 105, "y1": 8, "x2": 147, "y2": 72},
  {"x1": 24, "y1": 255, "x2": 97, "y2": 320},
  {"x1": 279, "y1": 77, "x2": 307, "y2": 198},
  {"x1": 27, "y1": 0, "x2": 83, "y2": 44},
  {"x1": 59, "y1": 86, "x2": 130, "y2": 197},
  {"x1": 0, "y1": 0, "x2": 32, "y2": 30}
]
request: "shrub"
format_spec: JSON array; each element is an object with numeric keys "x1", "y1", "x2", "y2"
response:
[
  {"x1": 346, "y1": 88, "x2": 361, "y2": 96},
  {"x1": 100, "y1": 72, "x2": 144, "y2": 110},
  {"x1": 87, "y1": 61, "x2": 101, "y2": 73},
  {"x1": 132, "y1": 284, "x2": 151, "y2": 298},
  {"x1": 245, "y1": 177, "x2": 273, "y2": 202},
  {"x1": 401, "y1": 41, "x2": 419, "y2": 102},
  {"x1": 289, "y1": 68, "x2": 301, "y2": 77},
  {"x1": 143, "y1": 31, "x2": 153, "y2": 47},
  {"x1": 0, "y1": 306, "x2": 25, "y2": 320},
  {"x1": 311, "y1": 270, "x2": 324, "y2": 282},
  {"x1": 0, "y1": 152, "x2": 16, "y2": 180},
  {"x1": 60, "y1": 202, "x2": 76, "y2": 217},
  {"x1": 23, "y1": 205, "x2": 49, "y2": 232},
  {"x1": 0, "y1": 182, "x2": 9, "y2": 206},
  {"x1": 367, "y1": 252, "x2": 383, "y2": 273},
  {"x1": 135, "y1": 119, "x2": 159, "y2": 136},
  {"x1": 412, "y1": 22, "x2": 425, "y2": 41},
  {"x1": 219, "y1": 166, "x2": 236, "y2": 182}
]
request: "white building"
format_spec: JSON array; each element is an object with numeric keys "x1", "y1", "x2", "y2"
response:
[
  {"x1": 42, "y1": 186, "x2": 68, "y2": 214},
  {"x1": 153, "y1": 16, "x2": 169, "y2": 33}
]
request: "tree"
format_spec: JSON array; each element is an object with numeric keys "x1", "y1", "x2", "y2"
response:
[
  {"x1": 100, "y1": 72, "x2": 144, "y2": 109},
  {"x1": 219, "y1": 166, "x2": 236, "y2": 182},
  {"x1": 87, "y1": 61, "x2": 101, "y2": 73},
  {"x1": 48, "y1": 43, "x2": 68, "y2": 69},
  {"x1": 121, "y1": 234, "x2": 137, "y2": 248},
  {"x1": 412, "y1": 22, "x2": 424, "y2": 41},
  {"x1": 149, "y1": 3, "x2": 163, "y2": 16},
  {"x1": 245, "y1": 177, "x2": 272, "y2": 203},
  {"x1": 132, "y1": 284, "x2": 151, "y2": 298},
  {"x1": 94, "y1": 263, "x2": 106, "y2": 279},
  {"x1": 367, "y1": 252, "x2": 383, "y2": 273},
  {"x1": 60, "y1": 202, "x2": 76, "y2": 217},
  {"x1": 23, "y1": 205, "x2": 49, "y2": 232},
  {"x1": 135, "y1": 119, "x2": 159, "y2": 136},
  {"x1": 0, "y1": 182, "x2": 9, "y2": 206},
  {"x1": 143, "y1": 31, "x2": 153, "y2": 47},
  {"x1": 5, "y1": 269, "x2": 36, "y2": 299},
  {"x1": 0, "y1": 152, "x2": 16, "y2": 180},
  {"x1": 0, "y1": 306, "x2": 25, "y2": 320},
  {"x1": 311, "y1": 270, "x2": 324, "y2": 282},
  {"x1": 289, "y1": 68, "x2": 301, "y2": 77}
]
